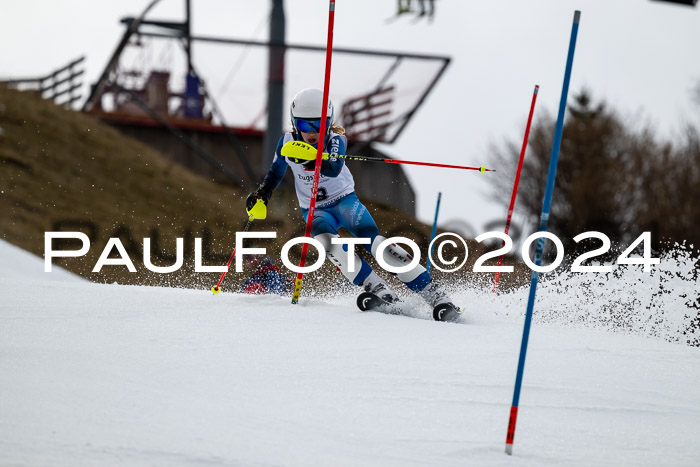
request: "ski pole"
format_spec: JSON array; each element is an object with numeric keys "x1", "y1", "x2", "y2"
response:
[
  {"x1": 211, "y1": 199, "x2": 267, "y2": 294},
  {"x1": 291, "y1": 0, "x2": 337, "y2": 305},
  {"x1": 493, "y1": 85, "x2": 539, "y2": 294},
  {"x1": 506, "y1": 11, "x2": 581, "y2": 456},
  {"x1": 281, "y1": 140, "x2": 494, "y2": 173},
  {"x1": 427, "y1": 192, "x2": 442, "y2": 273}
]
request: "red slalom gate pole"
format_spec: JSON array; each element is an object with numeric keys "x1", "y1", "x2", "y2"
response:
[
  {"x1": 492, "y1": 85, "x2": 539, "y2": 294},
  {"x1": 291, "y1": 0, "x2": 336, "y2": 304}
]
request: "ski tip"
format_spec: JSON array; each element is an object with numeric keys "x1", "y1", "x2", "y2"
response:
[
  {"x1": 432, "y1": 303, "x2": 463, "y2": 322},
  {"x1": 211, "y1": 286, "x2": 221, "y2": 295},
  {"x1": 357, "y1": 291, "x2": 379, "y2": 311}
]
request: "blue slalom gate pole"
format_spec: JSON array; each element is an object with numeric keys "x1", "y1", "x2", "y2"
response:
[
  {"x1": 427, "y1": 192, "x2": 442, "y2": 273},
  {"x1": 505, "y1": 10, "x2": 581, "y2": 456}
]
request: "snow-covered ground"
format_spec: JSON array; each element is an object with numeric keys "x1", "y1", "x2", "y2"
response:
[{"x1": 1, "y1": 239, "x2": 699, "y2": 466}]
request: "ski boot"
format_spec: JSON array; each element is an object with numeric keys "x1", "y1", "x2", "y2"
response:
[
  {"x1": 420, "y1": 281, "x2": 462, "y2": 323},
  {"x1": 361, "y1": 271, "x2": 398, "y2": 304}
]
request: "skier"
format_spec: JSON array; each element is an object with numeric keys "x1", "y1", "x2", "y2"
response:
[
  {"x1": 240, "y1": 255, "x2": 292, "y2": 295},
  {"x1": 245, "y1": 88, "x2": 461, "y2": 322}
]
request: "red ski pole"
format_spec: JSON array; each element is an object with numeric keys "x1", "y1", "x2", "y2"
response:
[
  {"x1": 281, "y1": 140, "x2": 494, "y2": 173},
  {"x1": 211, "y1": 215, "x2": 254, "y2": 294},
  {"x1": 493, "y1": 85, "x2": 539, "y2": 294},
  {"x1": 211, "y1": 198, "x2": 266, "y2": 294}
]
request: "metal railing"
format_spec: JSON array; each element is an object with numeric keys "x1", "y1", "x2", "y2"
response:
[{"x1": 1, "y1": 56, "x2": 85, "y2": 109}]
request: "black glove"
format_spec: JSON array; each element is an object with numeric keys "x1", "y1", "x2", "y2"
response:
[
  {"x1": 288, "y1": 156, "x2": 315, "y2": 169},
  {"x1": 297, "y1": 158, "x2": 332, "y2": 173},
  {"x1": 246, "y1": 181, "x2": 273, "y2": 211}
]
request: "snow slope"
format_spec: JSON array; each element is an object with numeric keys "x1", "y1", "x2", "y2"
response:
[{"x1": 1, "y1": 239, "x2": 699, "y2": 466}]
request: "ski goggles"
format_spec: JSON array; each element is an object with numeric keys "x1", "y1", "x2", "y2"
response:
[{"x1": 294, "y1": 117, "x2": 330, "y2": 133}]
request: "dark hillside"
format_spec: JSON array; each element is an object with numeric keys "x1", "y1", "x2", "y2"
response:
[{"x1": 0, "y1": 85, "x2": 248, "y2": 288}]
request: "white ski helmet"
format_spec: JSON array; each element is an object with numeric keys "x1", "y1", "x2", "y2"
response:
[{"x1": 290, "y1": 88, "x2": 334, "y2": 136}]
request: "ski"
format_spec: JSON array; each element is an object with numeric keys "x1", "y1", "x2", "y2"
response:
[
  {"x1": 356, "y1": 292, "x2": 406, "y2": 316},
  {"x1": 357, "y1": 292, "x2": 463, "y2": 322},
  {"x1": 432, "y1": 302, "x2": 463, "y2": 323}
]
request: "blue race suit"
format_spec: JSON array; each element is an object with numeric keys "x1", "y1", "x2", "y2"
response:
[{"x1": 259, "y1": 131, "x2": 432, "y2": 292}]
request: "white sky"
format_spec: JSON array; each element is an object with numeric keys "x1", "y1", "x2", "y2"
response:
[{"x1": 2, "y1": 0, "x2": 699, "y2": 236}]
